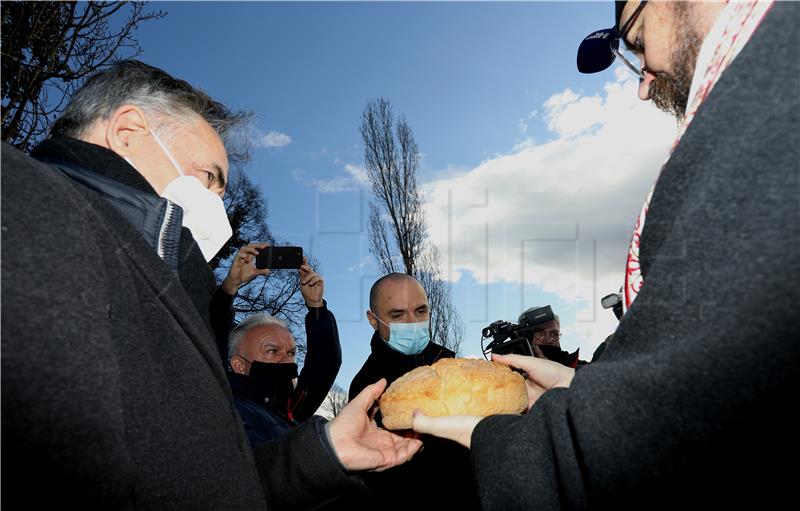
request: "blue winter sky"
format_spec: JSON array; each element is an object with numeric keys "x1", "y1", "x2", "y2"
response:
[{"x1": 133, "y1": 1, "x2": 678, "y2": 391}]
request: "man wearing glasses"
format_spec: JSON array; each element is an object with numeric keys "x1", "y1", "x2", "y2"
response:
[
  {"x1": 410, "y1": 1, "x2": 799, "y2": 509},
  {"x1": 519, "y1": 307, "x2": 585, "y2": 368}
]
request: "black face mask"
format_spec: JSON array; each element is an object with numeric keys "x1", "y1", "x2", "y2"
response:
[
  {"x1": 247, "y1": 362, "x2": 298, "y2": 413},
  {"x1": 248, "y1": 361, "x2": 298, "y2": 383}
]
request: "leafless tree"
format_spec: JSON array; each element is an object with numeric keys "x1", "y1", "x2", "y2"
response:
[
  {"x1": 360, "y1": 98, "x2": 464, "y2": 353},
  {"x1": 320, "y1": 384, "x2": 349, "y2": 419},
  {"x1": 2, "y1": 1, "x2": 165, "y2": 150}
]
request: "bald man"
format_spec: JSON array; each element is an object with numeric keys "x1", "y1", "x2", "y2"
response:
[
  {"x1": 345, "y1": 273, "x2": 478, "y2": 511},
  {"x1": 349, "y1": 273, "x2": 454, "y2": 400}
]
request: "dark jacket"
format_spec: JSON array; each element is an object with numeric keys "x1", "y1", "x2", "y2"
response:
[
  {"x1": 341, "y1": 333, "x2": 478, "y2": 511},
  {"x1": 349, "y1": 331, "x2": 454, "y2": 400},
  {"x1": 470, "y1": 3, "x2": 800, "y2": 510},
  {"x1": 230, "y1": 303, "x2": 342, "y2": 447},
  {"x1": 1, "y1": 138, "x2": 359, "y2": 509}
]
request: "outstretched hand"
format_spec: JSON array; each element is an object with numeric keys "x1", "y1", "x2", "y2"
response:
[
  {"x1": 221, "y1": 243, "x2": 270, "y2": 295},
  {"x1": 328, "y1": 379, "x2": 423, "y2": 472},
  {"x1": 491, "y1": 353, "x2": 574, "y2": 410}
]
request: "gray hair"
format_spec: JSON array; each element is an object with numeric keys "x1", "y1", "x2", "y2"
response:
[
  {"x1": 227, "y1": 313, "x2": 290, "y2": 361},
  {"x1": 50, "y1": 60, "x2": 252, "y2": 162}
]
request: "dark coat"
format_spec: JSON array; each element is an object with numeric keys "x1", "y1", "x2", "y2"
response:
[
  {"x1": 229, "y1": 303, "x2": 342, "y2": 447},
  {"x1": 470, "y1": 3, "x2": 800, "y2": 509},
  {"x1": 1, "y1": 139, "x2": 358, "y2": 509},
  {"x1": 349, "y1": 331, "x2": 455, "y2": 400}
]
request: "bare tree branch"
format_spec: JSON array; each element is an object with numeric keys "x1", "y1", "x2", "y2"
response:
[{"x1": 2, "y1": 1, "x2": 166, "y2": 151}]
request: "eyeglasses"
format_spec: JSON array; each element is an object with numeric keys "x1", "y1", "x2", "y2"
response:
[
  {"x1": 611, "y1": 0, "x2": 648, "y2": 80},
  {"x1": 534, "y1": 330, "x2": 563, "y2": 342}
]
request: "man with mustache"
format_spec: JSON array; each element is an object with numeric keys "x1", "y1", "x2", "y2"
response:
[{"x1": 411, "y1": 1, "x2": 799, "y2": 509}]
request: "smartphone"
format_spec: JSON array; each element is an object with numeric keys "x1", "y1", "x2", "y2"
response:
[{"x1": 255, "y1": 246, "x2": 303, "y2": 269}]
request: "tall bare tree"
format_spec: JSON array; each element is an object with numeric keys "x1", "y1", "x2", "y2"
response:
[
  {"x1": 360, "y1": 98, "x2": 464, "y2": 353},
  {"x1": 2, "y1": 1, "x2": 165, "y2": 150}
]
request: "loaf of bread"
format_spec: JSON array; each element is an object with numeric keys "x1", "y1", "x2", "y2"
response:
[{"x1": 379, "y1": 358, "x2": 528, "y2": 430}]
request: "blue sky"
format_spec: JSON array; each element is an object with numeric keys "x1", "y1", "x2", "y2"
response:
[{"x1": 133, "y1": 1, "x2": 678, "y2": 392}]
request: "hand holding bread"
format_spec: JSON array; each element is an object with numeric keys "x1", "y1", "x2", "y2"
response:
[{"x1": 379, "y1": 358, "x2": 528, "y2": 430}]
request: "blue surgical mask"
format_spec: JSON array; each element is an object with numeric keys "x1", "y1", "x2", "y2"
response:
[{"x1": 372, "y1": 314, "x2": 431, "y2": 355}]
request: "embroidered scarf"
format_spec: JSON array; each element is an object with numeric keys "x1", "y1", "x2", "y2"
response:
[{"x1": 623, "y1": 0, "x2": 774, "y2": 312}]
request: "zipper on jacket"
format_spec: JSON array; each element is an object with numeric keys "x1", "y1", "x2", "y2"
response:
[{"x1": 158, "y1": 201, "x2": 177, "y2": 260}]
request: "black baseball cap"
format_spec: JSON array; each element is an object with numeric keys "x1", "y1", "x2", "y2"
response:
[{"x1": 576, "y1": 1, "x2": 628, "y2": 74}]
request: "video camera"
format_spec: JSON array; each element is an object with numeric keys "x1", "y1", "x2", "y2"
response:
[{"x1": 482, "y1": 305, "x2": 555, "y2": 357}]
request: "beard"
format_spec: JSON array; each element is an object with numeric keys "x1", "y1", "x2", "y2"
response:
[{"x1": 650, "y1": 2, "x2": 703, "y2": 120}]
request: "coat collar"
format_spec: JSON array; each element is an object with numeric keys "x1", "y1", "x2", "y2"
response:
[{"x1": 31, "y1": 136, "x2": 157, "y2": 195}]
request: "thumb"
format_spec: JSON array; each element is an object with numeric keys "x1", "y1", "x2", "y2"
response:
[{"x1": 350, "y1": 379, "x2": 387, "y2": 411}]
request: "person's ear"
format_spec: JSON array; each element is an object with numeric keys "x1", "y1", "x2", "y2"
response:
[
  {"x1": 366, "y1": 310, "x2": 378, "y2": 330},
  {"x1": 230, "y1": 356, "x2": 248, "y2": 375},
  {"x1": 105, "y1": 104, "x2": 149, "y2": 158}
]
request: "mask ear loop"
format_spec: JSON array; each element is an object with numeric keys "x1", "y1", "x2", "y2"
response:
[
  {"x1": 368, "y1": 310, "x2": 390, "y2": 343},
  {"x1": 150, "y1": 129, "x2": 186, "y2": 178}
]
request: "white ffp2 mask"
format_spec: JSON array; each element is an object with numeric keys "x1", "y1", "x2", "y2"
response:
[{"x1": 150, "y1": 129, "x2": 232, "y2": 262}]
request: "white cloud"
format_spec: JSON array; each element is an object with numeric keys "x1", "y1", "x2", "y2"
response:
[
  {"x1": 519, "y1": 109, "x2": 540, "y2": 134},
  {"x1": 345, "y1": 164, "x2": 369, "y2": 187},
  {"x1": 260, "y1": 131, "x2": 292, "y2": 148},
  {"x1": 292, "y1": 163, "x2": 370, "y2": 194},
  {"x1": 424, "y1": 73, "x2": 678, "y2": 315}
]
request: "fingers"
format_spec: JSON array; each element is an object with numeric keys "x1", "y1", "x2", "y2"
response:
[
  {"x1": 493, "y1": 353, "x2": 575, "y2": 395},
  {"x1": 411, "y1": 413, "x2": 481, "y2": 449},
  {"x1": 492, "y1": 353, "x2": 544, "y2": 374},
  {"x1": 233, "y1": 247, "x2": 258, "y2": 268},
  {"x1": 301, "y1": 275, "x2": 323, "y2": 288},
  {"x1": 238, "y1": 245, "x2": 261, "y2": 257},
  {"x1": 399, "y1": 436, "x2": 424, "y2": 460},
  {"x1": 372, "y1": 435, "x2": 423, "y2": 472}
]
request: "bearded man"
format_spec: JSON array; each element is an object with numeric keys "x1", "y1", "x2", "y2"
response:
[{"x1": 410, "y1": 1, "x2": 800, "y2": 509}]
